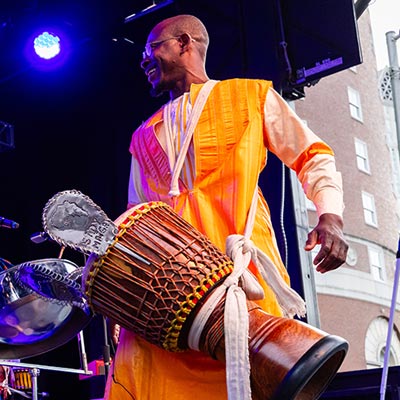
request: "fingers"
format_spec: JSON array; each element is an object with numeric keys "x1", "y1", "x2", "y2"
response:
[
  {"x1": 108, "y1": 319, "x2": 121, "y2": 346},
  {"x1": 112, "y1": 323, "x2": 121, "y2": 345},
  {"x1": 314, "y1": 235, "x2": 348, "y2": 273},
  {"x1": 304, "y1": 229, "x2": 318, "y2": 251},
  {"x1": 305, "y1": 213, "x2": 348, "y2": 274}
]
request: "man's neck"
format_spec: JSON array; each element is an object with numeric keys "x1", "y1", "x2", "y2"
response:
[{"x1": 169, "y1": 74, "x2": 209, "y2": 100}]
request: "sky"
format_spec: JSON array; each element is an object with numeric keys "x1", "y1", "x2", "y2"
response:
[{"x1": 368, "y1": 0, "x2": 400, "y2": 69}]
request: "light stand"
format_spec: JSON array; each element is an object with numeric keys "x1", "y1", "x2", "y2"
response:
[
  {"x1": 102, "y1": 317, "x2": 111, "y2": 383},
  {"x1": 77, "y1": 330, "x2": 89, "y2": 376},
  {"x1": 1, "y1": 386, "x2": 32, "y2": 399},
  {"x1": 0, "y1": 331, "x2": 92, "y2": 400},
  {"x1": 380, "y1": 240, "x2": 400, "y2": 400}
]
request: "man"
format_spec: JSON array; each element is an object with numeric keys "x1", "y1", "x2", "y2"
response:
[{"x1": 105, "y1": 14, "x2": 348, "y2": 400}]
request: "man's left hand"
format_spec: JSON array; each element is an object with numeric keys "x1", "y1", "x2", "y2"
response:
[{"x1": 304, "y1": 213, "x2": 348, "y2": 273}]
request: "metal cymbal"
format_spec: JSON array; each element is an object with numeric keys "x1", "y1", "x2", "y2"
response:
[
  {"x1": 0, "y1": 265, "x2": 92, "y2": 360},
  {"x1": 15, "y1": 258, "x2": 85, "y2": 308},
  {"x1": 0, "y1": 305, "x2": 91, "y2": 360}
]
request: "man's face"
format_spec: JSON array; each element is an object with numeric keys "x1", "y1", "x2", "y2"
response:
[{"x1": 140, "y1": 27, "x2": 184, "y2": 97}]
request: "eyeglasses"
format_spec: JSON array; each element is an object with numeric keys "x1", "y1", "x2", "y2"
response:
[
  {"x1": 142, "y1": 34, "x2": 196, "y2": 59},
  {"x1": 142, "y1": 37, "x2": 180, "y2": 59}
]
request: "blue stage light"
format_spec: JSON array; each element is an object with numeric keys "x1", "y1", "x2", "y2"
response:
[
  {"x1": 33, "y1": 32, "x2": 61, "y2": 59},
  {"x1": 25, "y1": 28, "x2": 71, "y2": 71}
]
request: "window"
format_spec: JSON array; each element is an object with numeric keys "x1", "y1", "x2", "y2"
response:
[
  {"x1": 348, "y1": 86, "x2": 363, "y2": 121},
  {"x1": 362, "y1": 191, "x2": 378, "y2": 227},
  {"x1": 365, "y1": 317, "x2": 400, "y2": 369},
  {"x1": 368, "y1": 246, "x2": 385, "y2": 281},
  {"x1": 355, "y1": 138, "x2": 370, "y2": 173}
]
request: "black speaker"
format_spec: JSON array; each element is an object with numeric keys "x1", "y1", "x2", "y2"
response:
[{"x1": 279, "y1": 0, "x2": 362, "y2": 99}]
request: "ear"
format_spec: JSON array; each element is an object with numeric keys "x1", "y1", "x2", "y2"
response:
[{"x1": 178, "y1": 33, "x2": 193, "y2": 52}]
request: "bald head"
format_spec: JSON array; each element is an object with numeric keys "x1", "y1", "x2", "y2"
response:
[
  {"x1": 142, "y1": 14, "x2": 210, "y2": 99},
  {"x1": 150, "y1": 15, "x2": 209, "y2": 60}
]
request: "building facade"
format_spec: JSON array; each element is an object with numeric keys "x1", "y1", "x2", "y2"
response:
[{"x1": 293, "y1": 10, "x2": 400, "y2": 372}]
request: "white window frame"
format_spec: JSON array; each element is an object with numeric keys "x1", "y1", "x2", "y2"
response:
[
  {"x1": 348, "y1": 86, "x2": 363, "y2": 122},
  {"x1": 362, "y1": 191, "x2": 378, "y2": 227},
  {"x1": 355, "y1": 138, "x2": 371, "y2": 174},
  {"x1": 367, "y1": 246, "x2": 385, "y2": 281},
  {"x1": 365, "y1": 317, "x2": 400, "y2": 369}
]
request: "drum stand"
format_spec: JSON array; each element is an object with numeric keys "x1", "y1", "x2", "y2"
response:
[
  {"x1": 102, "y1": 317, "x2": 111, "y2": 381},
  {"x1": 0, "y1": 331, "x2": 92, "y2": 400}
]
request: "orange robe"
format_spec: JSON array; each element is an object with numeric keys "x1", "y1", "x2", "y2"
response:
[{"x1": 105, "y1": 79, "x2": 338, "y2": 399}]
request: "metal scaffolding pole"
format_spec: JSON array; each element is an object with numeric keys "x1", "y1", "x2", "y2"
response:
[
  {"x1": 380, "y1": 29, "x2": 400, "y2": 400},
  {"x1": 387, "y1": 30, "x2": 400, "y2": 157}
]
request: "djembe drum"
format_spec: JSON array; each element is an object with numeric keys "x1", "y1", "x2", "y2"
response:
[{"x1": 80, "y1": 200, "x2": 348, "y2": 400}]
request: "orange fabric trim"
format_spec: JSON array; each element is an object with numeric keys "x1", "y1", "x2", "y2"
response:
[
  {"x1": 147, "y1": 108, "x2": 163, "y2": 126},
  {"x1": 291, "y1": 142, "x2": 334, "y2": 175}
]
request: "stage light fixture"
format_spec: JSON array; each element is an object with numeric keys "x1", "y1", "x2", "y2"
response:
[
  {"x1": 33, "y1": 31, "x2": 61, "y2": 60},
  {"x1": 25, "y1": 27, "x2": 71, "y2": 71}
]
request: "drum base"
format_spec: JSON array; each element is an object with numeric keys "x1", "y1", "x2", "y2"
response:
[
  {"x1": 199, "y1": 300, "x2": 348, "y2": 400},
  {"x1": 271, "y1": 335, "x2": 348, "y2": 400}
]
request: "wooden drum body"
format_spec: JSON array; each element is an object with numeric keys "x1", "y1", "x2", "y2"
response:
[
  {"x1": 83, "y1": 201, "x2": 348, "y2": 399},
  {"x1": 202, "y1": 299, "x2": 348, "y2": 400}
]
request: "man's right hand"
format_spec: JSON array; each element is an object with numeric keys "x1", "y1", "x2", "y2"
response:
[{"x1": 108, "y1": 320, "x2": 121, "y2": 346}]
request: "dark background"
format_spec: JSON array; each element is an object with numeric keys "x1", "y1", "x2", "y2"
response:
[{"x1": 0, "y1": 1, "x2": 361, "y2": 398}]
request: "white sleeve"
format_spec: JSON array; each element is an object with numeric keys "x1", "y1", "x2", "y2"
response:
[
  {"x1": 127, "y1": 156, "x2": 146, "y2": 207},
  {"x1": 297, "y1": 154, "x2": 344, "y2": 217},
  {"x1": 264, "y1": 88, "x2": 344, "y2": 217}
]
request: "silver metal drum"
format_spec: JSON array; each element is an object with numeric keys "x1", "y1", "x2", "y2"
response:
[
  {"x1": 0, "y1": 260, "x2": 91, "y2": 360},
  {"x1": 14, "y1": 258, "x2": 85, "y2": 307}
]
